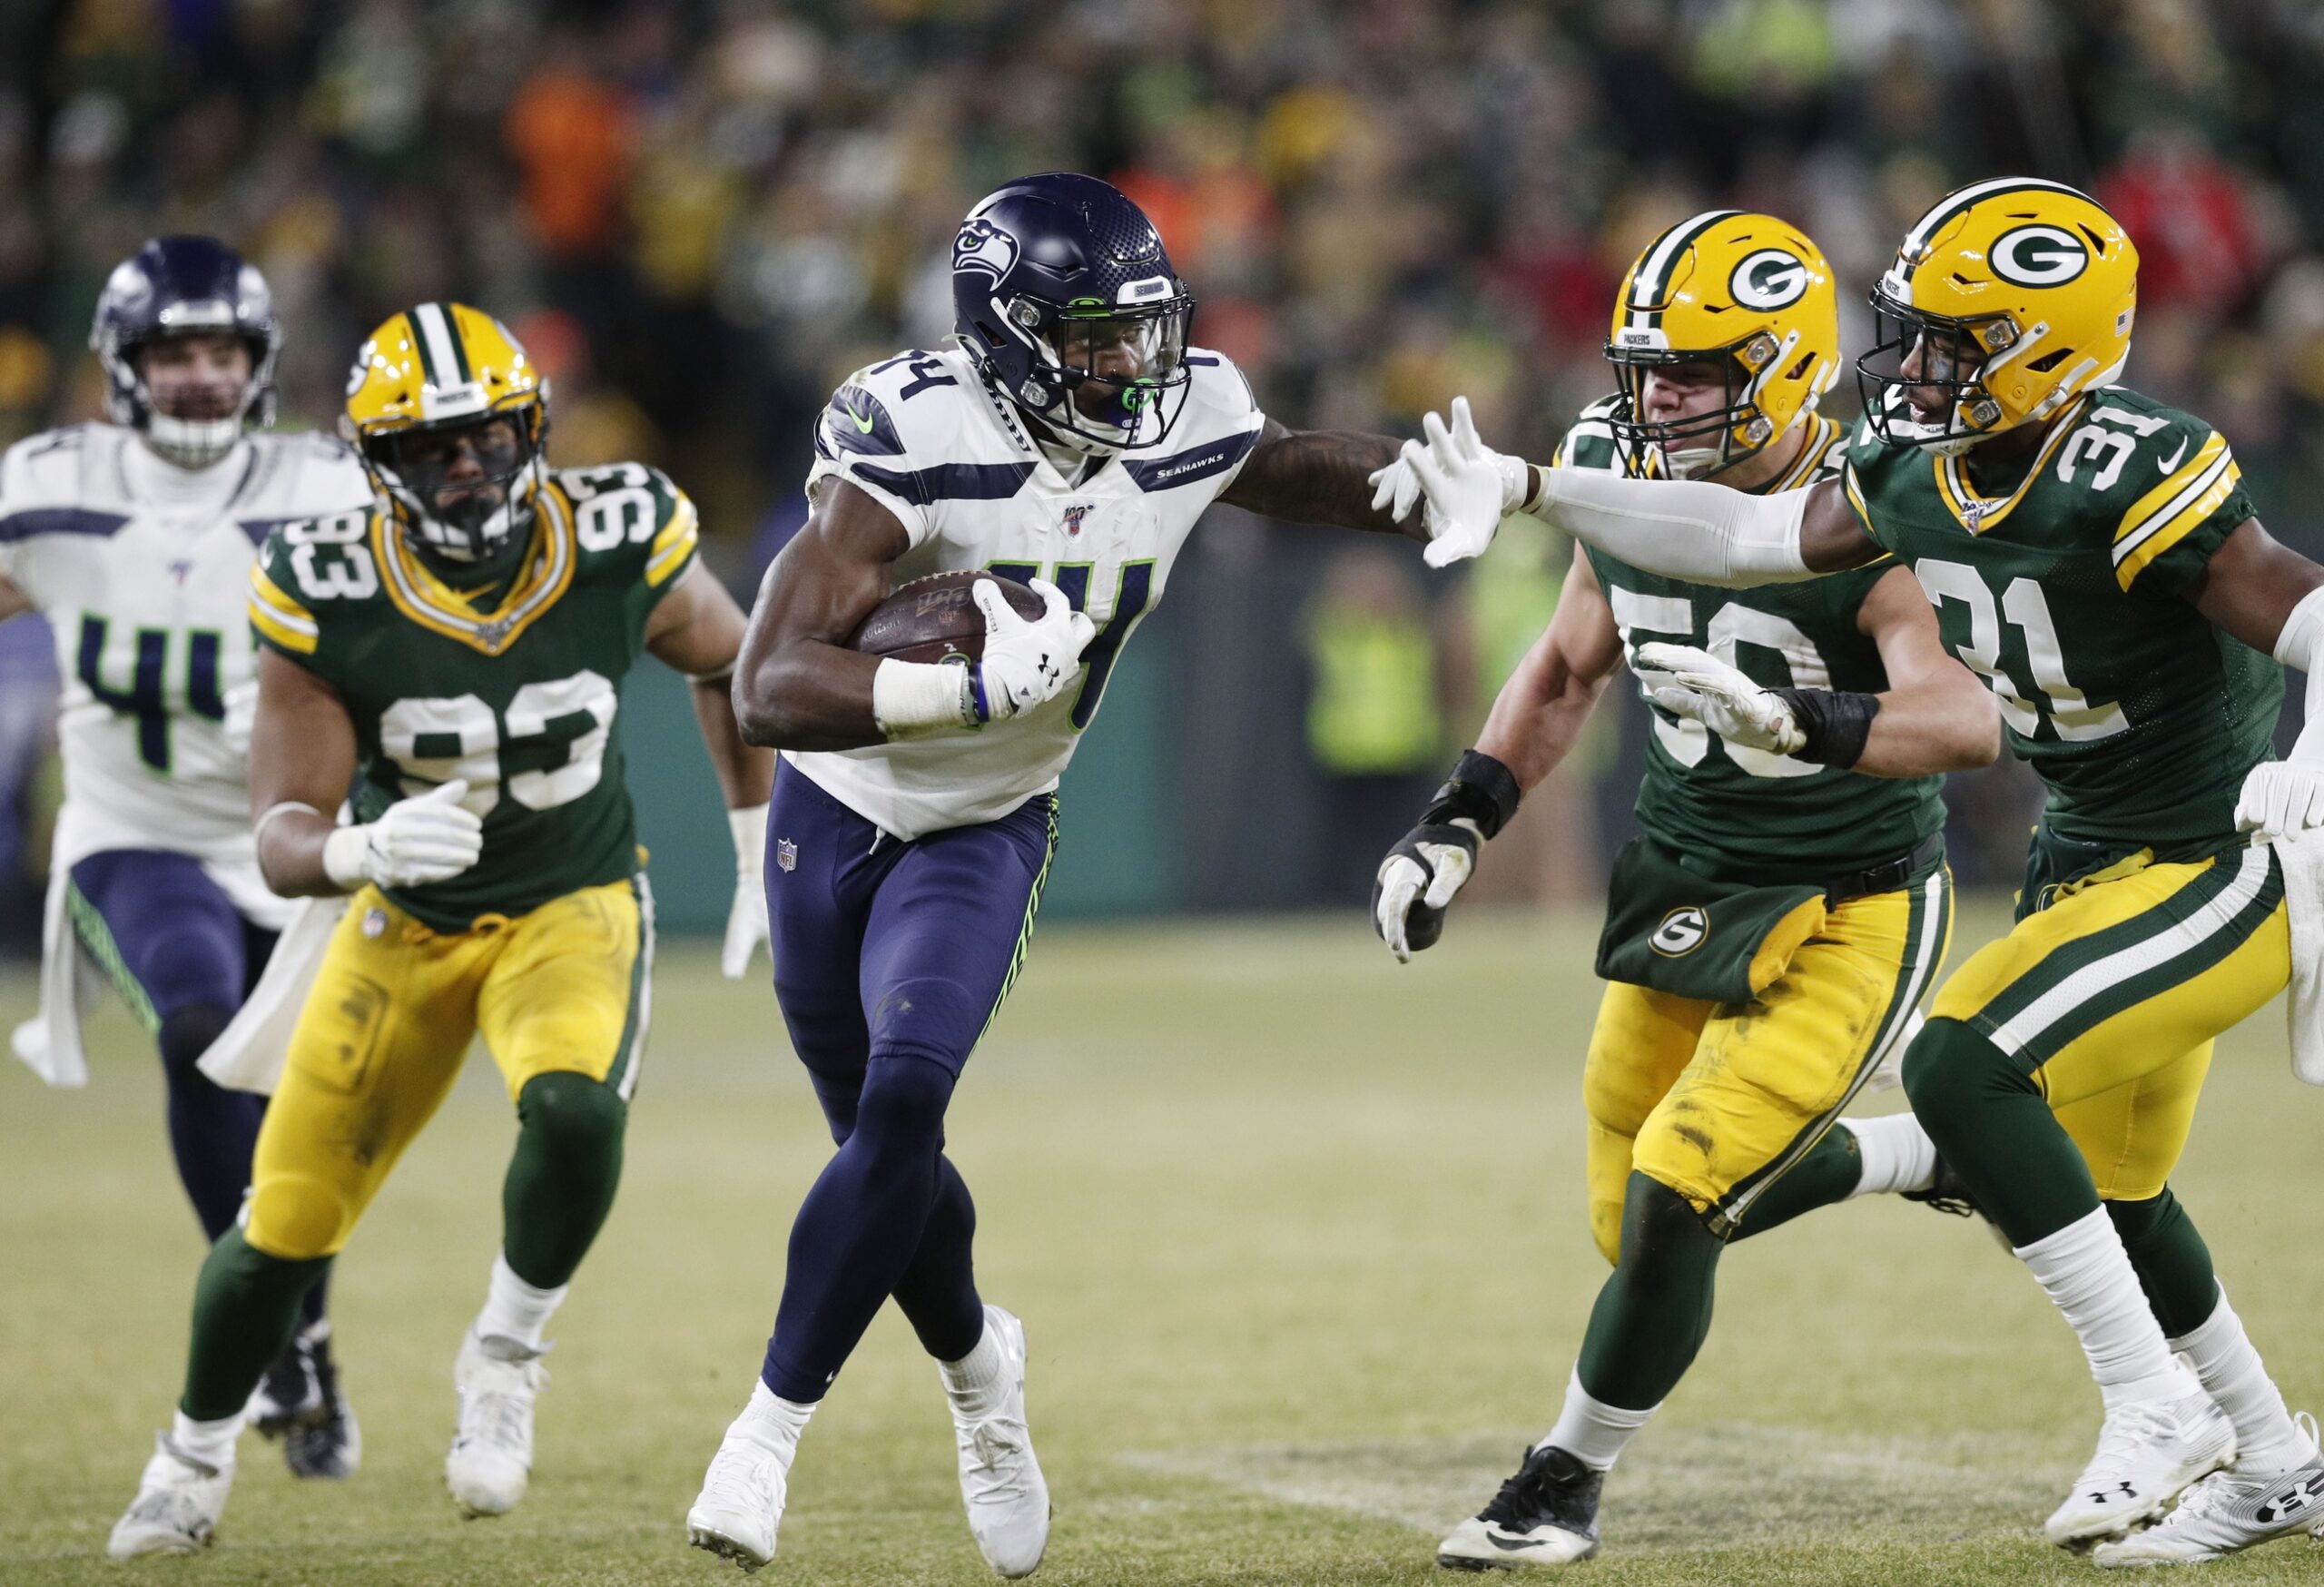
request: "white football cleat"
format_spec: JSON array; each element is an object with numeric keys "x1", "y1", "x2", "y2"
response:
[
  {"x1": 2045, "y1": 1390, "x2": 2236, "y2": 1548},
  {"x1": 686, "y1": 1424, "x2": 789, "y2": 1573},
  {"x1": 107, "y1": 1434, "x2": 233, "y2": 1559},
  {"x1": 948, "y1": 1306, "x2": 1051, "y2": 1578},
  {"x1": 1436, "y1": 1444, "x2": 1602, "y2": 1570},
  {"x1": 2093, "y1": 1414, "x2": 2324, "y2": 1567},
  {"x1": 446, "y1": 1330, "x2": 545, "y2": 1518}
]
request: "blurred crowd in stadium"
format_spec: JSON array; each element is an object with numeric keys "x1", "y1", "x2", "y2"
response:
[{"x1": 5, "y1": 0, "x2": 2323, "y2": 925}]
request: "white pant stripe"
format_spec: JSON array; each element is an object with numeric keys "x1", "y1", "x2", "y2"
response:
[{"x1": 1985, "y1": 846, "x2": 2272, "y2": 1060}]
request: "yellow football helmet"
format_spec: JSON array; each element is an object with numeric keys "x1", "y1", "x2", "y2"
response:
[
  {"x1": 1604, "y1": 210, "x2": 1840, "y2": 479},
  {"x1": 1857, "y1": 177, "x2": 2138, "y2": 453},
  {"x1": 343, "y1": 301, "x2": 549, "y2": 561}
]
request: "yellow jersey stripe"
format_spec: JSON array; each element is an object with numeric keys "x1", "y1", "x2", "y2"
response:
[
  {"x1": 1843, "y1": 462, "x2": 1875, "y2": 533},
  {"x1": 248, "y1": 598, "x2": 318, "y2": 654},
  {"x1": 2114, "y1": 432, "x2": 2230, "y2": 545},
  {"x1": 248, "y1": 565, "x2": 316, "y2": 623},
  {"x1": 2113, "y1": 457, "x2": 2241, "y2": 591},
  {"x1": 645, "y1": 523, "x2": 699, "y2": 587},
  {"x1": 648, "y1": 495, "x2": 698, "y2": 557}
]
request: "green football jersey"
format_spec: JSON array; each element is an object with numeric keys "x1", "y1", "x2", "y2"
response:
[
  {"x1": 1840, "y1": 388, "x2": 2278, "y2": 858},
  {"x1": 249, "y1": 461, "x2": 702, "y2": 930},
  {"x1": 1561, "y1": 399, "x2": 1948, "y2": 881}
]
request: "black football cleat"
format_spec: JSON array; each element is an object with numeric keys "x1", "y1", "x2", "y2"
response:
[
  {"x1": 1901, "y1": 1153, "x2": 1984, "y2": 1219},
  {"x1": 251, "y1": 1326, "x2": 361, "y2": 1480},
  {"x1": 1436, "y1": 1444, "x2": 1602, "y2": 1570}
]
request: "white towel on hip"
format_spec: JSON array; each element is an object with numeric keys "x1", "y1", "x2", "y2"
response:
[
  {"x1": 9, "y1": 864, "x2": 103, "y2": 1089},
  {"x1": 198, "y1": 894, "x2": 346, "y2": 1096},
  {"x1": 2274, "y1": 833, "x2": 2324, "y2": 1085}
]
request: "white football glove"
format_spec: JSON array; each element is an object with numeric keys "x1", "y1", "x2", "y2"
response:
[
  {"x1": 1631, "y1": 642, "x2": 1806, "y2": 755},
  {"x1": 321, "y1": 779, "x2": 485, "y2": 890},
  {"x1": 2235, "y1": 763, "x2": 2324, "y2": 843},
  {"x1": 970, "y1": 577, "x2": 1097, "y2": 722},
  {"x1": 1365, "y1": 396, "x2": 1530, "y2": 568},
  {"x1": 721, "y1": 803, "x2": 771, "y2": 980},
  {"x1": 1372, "y1": 822, "x2": 1481, "y2": 964}
]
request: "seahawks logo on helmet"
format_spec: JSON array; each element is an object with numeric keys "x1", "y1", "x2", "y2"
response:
[
  {"x1": 1988, "y1": 224, "x2": 2091, "y2": 288},
  {"x1": 1728, "y1": 249, "x2": 1809, "y2": 311},
  {"x1": 1649, "y1": 906, "x2": 1710, "y2": 957},
  {"x1": 952, "y1": 217, "x2": 1020, "y2": 282}
]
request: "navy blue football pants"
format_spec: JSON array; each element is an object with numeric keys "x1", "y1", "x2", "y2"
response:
[
  {"x1": 71, "y1": 849, "x2": 327, "y2": 1329},
  {"x1": 759, "y1": 764, "x2": 1057, "y2": 1402}
]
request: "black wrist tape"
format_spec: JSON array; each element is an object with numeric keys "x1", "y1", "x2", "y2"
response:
[
  {"x1": 1421, "y1": 749, "x2": 1523, "y2": 839},
  {"x1": 1768, "y1": 687, "x2": 1880, "y2": 769}
]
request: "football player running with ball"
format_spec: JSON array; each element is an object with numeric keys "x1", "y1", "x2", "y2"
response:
[
  {"x1": 107, "y1": 304, "x2": 773, "y2": 1557},
  {"x1": 1395, "y1": 179, "x2": 2324, "y2": 1566},
  {"x1": 2, "y1": 238, "x2": 371, "y2": 1481},
  {"x1": 1372, "y1": 212, "x2": 1999, "y2": 1569},
  {"x1": 686, "y1": 172, "x2": 1482, "y2": 1576}
]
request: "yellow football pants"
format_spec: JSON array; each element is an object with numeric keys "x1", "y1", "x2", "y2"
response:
[
  {"x1": 243, "y1": 876, "x2": 653, "y2": 1261},
  {"x1": 1583, "y1": 868, "x2": 1953, "y2": 1263},
  {"x1": 1931, "y1": 844, "x2": 2286, "y2": 1200}
]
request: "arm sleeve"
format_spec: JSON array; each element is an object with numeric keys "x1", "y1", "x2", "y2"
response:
[
  {"x1": 1524, "y1": 465, "x2": 1816, "y2": 587},
  {"x1": 2109, "y1": 426, "x2": 2253, "y2": 595},
  {"x1": 804, "y1": 377, "x2": 936, "y2": 548}
]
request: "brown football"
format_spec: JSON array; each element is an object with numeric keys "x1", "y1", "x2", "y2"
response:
[{"x1": 844, "y1": 570, "x2": 1047, "y2": 665}]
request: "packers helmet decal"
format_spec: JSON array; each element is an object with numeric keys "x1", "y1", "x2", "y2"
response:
[
  {"x1": 343, "y1": 302, "x2": 551, "y2": 563},
  {"x1": 1604, "y1": 211, "x2": 1840, "y2": 481},
  {"x1": 1856, "y1": 178, "x2": 2138, "y2": 454}
]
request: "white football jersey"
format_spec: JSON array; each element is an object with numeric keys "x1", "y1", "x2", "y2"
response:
[
  {"x1": 788, "y1": 343, "x2": 1266, "y2": 838},
  {"x1": 0, "y1": 423, "x2": 373, "y2": 922}
]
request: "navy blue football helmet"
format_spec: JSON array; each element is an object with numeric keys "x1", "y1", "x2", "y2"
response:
[
  {"x1": 951, "y1": 172, "x2": 1196, "y2": 452},
  {"x1": 90, "y1": 236, "x2": 281, "y2": 467}
]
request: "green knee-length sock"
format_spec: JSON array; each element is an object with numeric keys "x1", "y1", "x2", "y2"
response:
[{"x1": 182, "y1": 1227, "x2": 331, "y2": 1422}]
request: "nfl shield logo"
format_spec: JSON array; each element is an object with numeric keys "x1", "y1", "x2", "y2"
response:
[
  {"x1": 1062, "y1": 503, "x2": 1092, "y2": 537},
  {"x1": 775, "y1": 838, "x2": 798, "y2": 872}
]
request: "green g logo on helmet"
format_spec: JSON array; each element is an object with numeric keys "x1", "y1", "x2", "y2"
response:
[
  {"x1": 1728, "y1": 249, "x2": 1810, "y2": 311},
  {"x1": 1988, "y1": 224, "x2": 2091, "y2": 288}
]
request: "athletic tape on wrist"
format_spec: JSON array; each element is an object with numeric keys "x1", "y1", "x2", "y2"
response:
[
  {"x1": 1423, "y1": 748, "x2": 1523, "y2": 839},
  {"x1": 1768, "y1": 687, "x2": 1880, "y2": 769},
  {"x1": 872, "y1": 657, "x2": 975, "y2": 739}
]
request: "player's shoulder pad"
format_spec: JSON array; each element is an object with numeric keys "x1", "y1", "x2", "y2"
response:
[
  {"x1": 550, "y1": 459, "x2": 700, "y2": 589},
  {"x1": 2075, "y1": 389, "x2": 2247, "y2": 587},
  {"x1": 1108, "y1": 347, "x2": 1266, "y2": 497},
  {"x1": 244, "y1": 429, "x2": 373, "y2": 519},
  {"x1": 1174, "y1": 346, "x2": 1264, "y2": 434},
  {"x1": 814, "y1": 350, "x2": 972, "y2": 469},
  {"x1": 0, "y1": 423, "x2": 106, "y2": 508},
  {"x1": 0, "y1": 425, "x2": 138, "y2": 553},
  {"x1": 1551, "y1": 394, "x2": 1626, "y2": 473},
  {"x1": 249, "y1": 503, "x2": 384, "y2": 657}
]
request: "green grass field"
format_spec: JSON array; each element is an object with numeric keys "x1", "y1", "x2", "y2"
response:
[{"x1": 6, "y1": 901, "x2": 2324, "y2": 1585}]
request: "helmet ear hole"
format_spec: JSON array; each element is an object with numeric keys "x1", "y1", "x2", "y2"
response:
[{"x1": 2024, "y1": 349, "x2": 2071, "y2": 373}]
